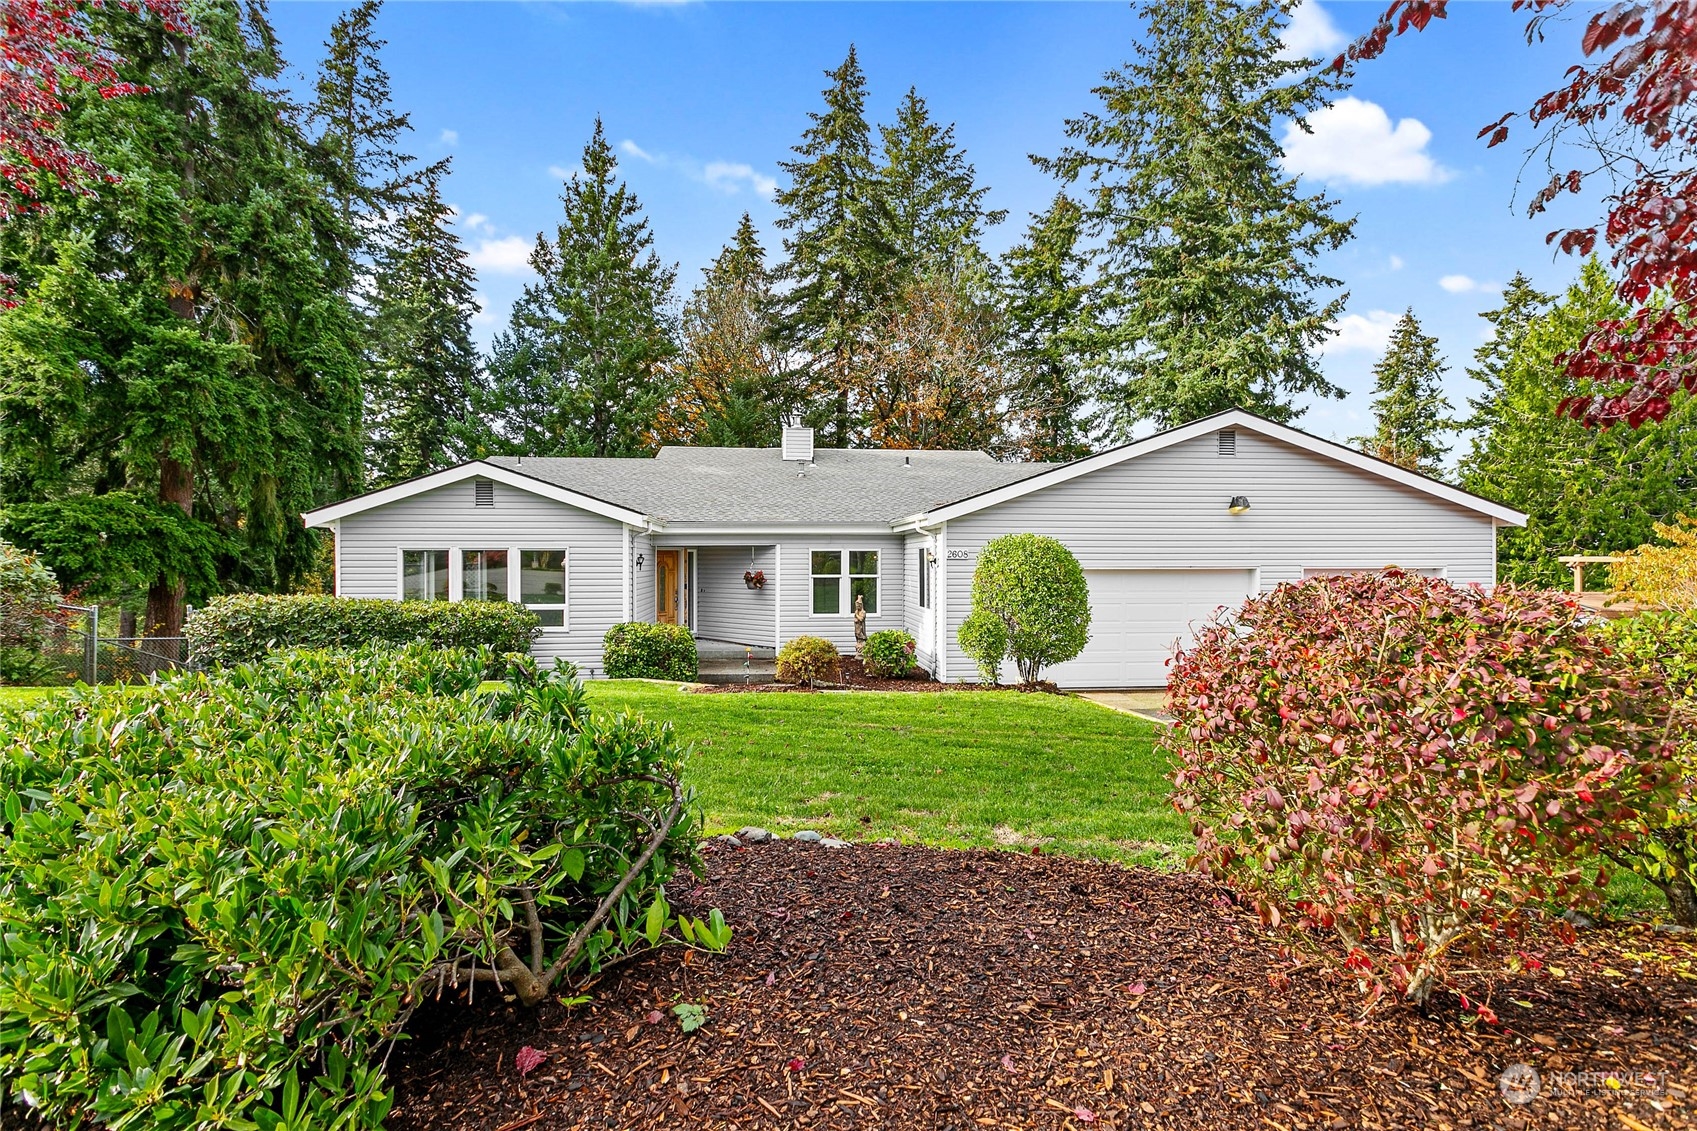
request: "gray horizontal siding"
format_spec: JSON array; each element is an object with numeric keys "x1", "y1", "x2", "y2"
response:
[
  {"x1": 775, "y1": 535, "x2": 906, "y2": 655},
  {"x1": 632, "y1": 531, "x2": 655, "y2": 625},
  {"x1": 940, "y1": 427, "x2": 1499, "y2": 681},
  {"x1": 901, "y1": 532, "x2": 937, "y2": 673},
  {"x1": 335, "y1": 478, "x2": 627, "y2": 674},
  {"x1": 694, "y1": 545, "x2": 776, "y2": 647}
]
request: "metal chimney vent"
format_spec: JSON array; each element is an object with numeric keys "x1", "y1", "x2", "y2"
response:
[{"x1": 781, "y1": 418, "x2": 815, "y2": 462}]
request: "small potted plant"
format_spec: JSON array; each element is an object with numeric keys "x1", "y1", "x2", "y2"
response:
[{"x1": 743, "y1": 569, "x2": 766, "y2": 590}]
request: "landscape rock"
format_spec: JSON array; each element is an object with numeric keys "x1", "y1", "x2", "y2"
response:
[
  {"x1": 793, "y1": 830, "x2": 824, "y2": 842},
  {"x1": 735, "y1": 826, "x2": 775, "y2": 844},
  {"x1": 820, "y1": 837, "x2": 851, "y2": 849},
  {"x1": 718, "y1": 835, "x2": 743, "y2": 848},
  {"x1": 1561, "y1": 909, "x2": 1594, "y2": 930}
]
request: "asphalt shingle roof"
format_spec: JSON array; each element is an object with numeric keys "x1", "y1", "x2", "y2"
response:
[{"x1": 484, "y1": 447, "x2": 1057, "y2": 526}]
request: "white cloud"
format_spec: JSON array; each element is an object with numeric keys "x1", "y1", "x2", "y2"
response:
[
  {"x1": 460, "y1": 212, "x2": 494, "y2": 235},
  {"x1": 470, "y1": 293, "x2": 497, "y2": 328},
  {"x1": 703, "y1": 160, "x2": 779, "y2": 199},
  {"x1": 1438, "y1": 273, "x2": 1501, "y2": 295},
  {"x1": 1323, "y1": 309, "x2": 1400, "y2": 355},
  {"x1": 547, "y1": 163, "x2": 582, "y2": 182},
  {"x1": 1282, "y1": 97, "x2": 1453, "y2": 187},
  {"x1": 619, "y1": 139, "x2": 657, "y2": 164},
  {"x1": 1388, "y1": 254, "x2": 1405, "y2": 271},
  {"x1": 439, "y1": 128, "x2": 459, "y2": 146},
  {"x1": 1279, "y1": 0, "x2": 1345, "y2": 61},
  {"x1": 466, "y1": 236, "x2": 534, "y2": 276}
]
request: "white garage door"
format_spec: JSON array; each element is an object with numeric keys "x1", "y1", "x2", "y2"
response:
[{"x1": 1044, "y1": 569, "x2": 1256, "y2": 690}]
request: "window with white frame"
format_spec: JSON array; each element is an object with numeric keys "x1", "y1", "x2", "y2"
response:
[
  {"x1": 519, "y1": 549, "x2": 568, "y2": 627},
  {"x1": 811, "y1": 549, "x2": 879, "y2": 615},
  {"x1": 401, "y1": 550, "x2": 449, "y2": 601},
  {"x1": 462, "y1": 549, "x2": 510, "y2": 602}
]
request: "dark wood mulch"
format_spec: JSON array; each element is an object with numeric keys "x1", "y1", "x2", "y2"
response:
[
  {"x1": 387, "y1": 844, "x2": 1697, "y2": 1131},
  {"x1": 693, "y1": 658, "x2": 1061, "y2": 695}
]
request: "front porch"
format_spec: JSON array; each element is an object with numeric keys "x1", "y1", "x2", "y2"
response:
[{"x1": 695, "y1": 637, "x2": 777, "y2": 685}]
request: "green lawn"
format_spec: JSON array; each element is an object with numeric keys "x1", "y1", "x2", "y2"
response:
[
  {"x1": 583, "y1": 681, "x2": 1185, "y2": 866},
  {"x1": 0, "y1": 686, "x2": 66, "y2": 711}
]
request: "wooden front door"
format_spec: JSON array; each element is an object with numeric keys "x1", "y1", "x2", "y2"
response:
[{"x1": 656, "y1": 550, "x2": 679, "y2": 624}]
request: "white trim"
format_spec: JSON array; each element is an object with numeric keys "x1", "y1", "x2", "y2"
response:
[
  {"x1": 517, "y1": 547, "x2": 570, "y2": 633},
  {"x1": 303, "y1": 460, "x2": 648, "y2": 528},
  {"x1": 397, "y1": 547, "x2": 451, "y2": 602},
  {"x1": 772, "y1": 545, "x2": 782, "y2": 650},
  {"x1": 656, "y1": 523, "x2": 894, "y2": 538},
  {"x1": 906, "y1": 410, "x2": 1530, "y2": 527},
  {"x1": 934, "y1": 523, "x2": 948, "y2": 683},
  {"x1": 807, "y1": 547, "x2": 884, "y2": 619},
  {"x1": 622, "y1": 525, "x2": 633, "y2": 622},
  {"x1": 330, "y1": 519, "x2": 341, "y2": 596}
]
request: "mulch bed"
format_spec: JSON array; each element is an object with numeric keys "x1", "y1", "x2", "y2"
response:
[
  {"x1": 387, "y1": 844, "x2": 1697, "y2": 1131},
  {"x1": 693, "y1": 658, "x2": 1061, "y2": 695}
]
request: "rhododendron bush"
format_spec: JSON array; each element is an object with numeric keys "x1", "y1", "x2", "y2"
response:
[{"x1": 1167, "y1": 572, "x2": 1684, "y2": 1004}]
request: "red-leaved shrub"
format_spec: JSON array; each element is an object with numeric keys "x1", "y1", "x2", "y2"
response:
[{"x1": 1167, "y1": 571, "x2": 1684, "y2": 1005}]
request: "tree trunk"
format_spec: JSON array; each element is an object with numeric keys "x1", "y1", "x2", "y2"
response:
[
  {"x1": 143, "y1": 453, "x2": 194, "y2": 641},
  {"x1": 1663, "y1": 871, "x2": 1697, "y2": 928},
  {"x1": 119, "y1": 607, "x2": 137, "y2": 638}
]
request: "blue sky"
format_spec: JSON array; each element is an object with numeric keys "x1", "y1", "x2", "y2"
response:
[{"x1": 268, "y1": 0, "x2": 1610, "y2": 450}]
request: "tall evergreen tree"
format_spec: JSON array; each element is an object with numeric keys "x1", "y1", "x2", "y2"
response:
[
  {"x1": 480, "y1": 120, "x2": 676, "y2": 458},
  {"x1": 654, "y1": 214, "x2": 801, "y2": 449},
  {"x1": 771, "y1": 46, "x2": 893, "y2": 447},
  {"x1": 1353, "y1": 309, "x2": 1454, "y2": 475},
  {"x1": 310, "y1": 0, "x2": 416, "y2": 249},
  {"x1": 365, "y1": 163, "x2": 479, "y2": 486},
  {"x1": 877, "y1": 88, "x2": 1004, "y2": 275},
  {"x1": 1462, "y1": 272, "x2": 1552, "y2": 432},
  {"x1": 1003, "y1": 193, "x2": 1098, "y2": 462},
  {"x1": 1041, "y1": 0, "x2": 1354, "y2": 432},
  {"x1": 1461, "y1": 260, "x2": 1697, "y2": 588},
  {"x1": 0, "y1": 0, "x2": 364, "y2": 637}
]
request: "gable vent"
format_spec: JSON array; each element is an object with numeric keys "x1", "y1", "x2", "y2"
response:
[
  {"x1": 474, "y1": 479, "x2": 495, "y2": 506},
  {"x1": 1217, "y1": 429, "x2": 1237, "y2": 457}
]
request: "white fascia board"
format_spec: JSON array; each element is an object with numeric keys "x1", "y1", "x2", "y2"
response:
[
  {"x1": 651, "y1": 523, "x2": 897, "y2": 538},
  {"x1": 910, "y1": 410, "x2": 1530, "y2": 528},
  {"x1": 302, "y1": 461, "x2": 650, "y2": 528}
]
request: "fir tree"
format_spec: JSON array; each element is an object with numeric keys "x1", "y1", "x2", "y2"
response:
[
  {"x1": 0, "y1": 1, "x2": 365, "y2": 637},
  {"x1": 1460, "y1": 261, "x2": 1697, "y2": 587},
  {"x1": 1040, "y1": 0, "x2": 1354, "y2": 432},
  {"x1": 1462, "y1": 272, "x2": 1551, "y2": 432},
  {"x1": 365, "y1": 163, "x2": 480, "y2": 486},
  {"x1": 654, "y1": 214, "x2": 801, "y2": 448},
  {"x1": 310, "y1": 0, "x2": 417, "y2": 260},
  {"x1": 878, "y1": 88, "x2": 1004, "y2": 275},
  {"x1": 771, "y1": 46, "x2": 893, "y2": 447},
  {"x1": 1003, "y1": 193, "x2": 1098, "y2": 462},
  {"x1": 481, "y1": 119, "x2": 677, "y2": 458},
  {"x1": 1353, "y1": 309, "x2": 1454, "y2": 475}
]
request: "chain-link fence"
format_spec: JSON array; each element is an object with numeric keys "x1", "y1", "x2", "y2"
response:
[{"x1": 17, "y1": 605, "x2": 194, "y2": 686}]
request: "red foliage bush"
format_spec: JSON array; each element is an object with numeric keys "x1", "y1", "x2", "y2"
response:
[{"x1": 1166, "y1": 571, "x2": 1684, "y2": 1005}]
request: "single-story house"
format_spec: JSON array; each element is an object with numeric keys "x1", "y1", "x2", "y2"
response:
[{"x1": 302, "y1": 410, "x2": 1528, "y2": 689}]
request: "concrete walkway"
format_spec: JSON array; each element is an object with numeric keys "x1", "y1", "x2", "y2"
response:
[
  {"x1": 1076, "y1": 690, "x2": 1172, "y2": 724},
  {"x1": 696, "y1": 637, "x2": 777, "y2": 685}
]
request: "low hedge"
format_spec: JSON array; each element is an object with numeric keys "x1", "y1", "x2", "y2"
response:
[
  {"x1": 602, "y1": 621, "x2": 699, "y2": 680},
  {"x1": 776, "y1": 635, "x2": 841, "y2": 686},
  {"x1": 0, "y1": 643, "x2": 723, "y2": 1130},
  {"x1": 184, "y1": 594, "x2": 539, "y2": 667}
]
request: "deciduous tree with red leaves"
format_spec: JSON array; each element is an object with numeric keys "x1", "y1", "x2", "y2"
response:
[
  {"x1": 1336, "y1": 0, "x2": 1697, "y2": 428},
  {"x1": 0, "y1": 0, "x2": 190, "y2": 222}
]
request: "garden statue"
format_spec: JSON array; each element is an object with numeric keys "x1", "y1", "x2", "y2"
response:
[{"x1": 853, "y1": 593, "x2": 867, "y2": 655}]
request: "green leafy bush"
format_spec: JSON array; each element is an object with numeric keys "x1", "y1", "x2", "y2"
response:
[
  {"x1": 0, "y1": 539, "x2": 60, "y2": 651},
  {"x1": 959, "y1": 534, "x2": 1090, "y2": 685},
  {"x1": 776, "y1": 635, "x2": 841, "y2": 686},
  {"x1": 862, "y1": 629, "x2": 918, "y2": 678},
  {"x1": 0, "y1": 644, "x2": 722, "y2": 1130},
  {"x1": 602, "y1": 621, "x2": 699, "y2": 680},
  {"x1": 1603, "y1": 610, "x2": 1697, "y2": 925},
  {"x1": 0, "y1": 493, "x2": 228, "y2": 605},
  {"x1": 1168, "y1": 572, "x2": 1684, "y2": 1005},
  {"x1": 184, "y1": 594, "x2": 539, "y2": 667},
  {"x1": 0, "y1": 646, "x2": 67, "y2": 686},
  {"x1": 958, "y1": 609, "x2": 1009, "y2": 685}
]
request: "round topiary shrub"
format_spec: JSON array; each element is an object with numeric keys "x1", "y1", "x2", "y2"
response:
[
  {"x1": 862, "y1": 629, "x2": 918, "y2": 678},
  {"x1": 776, "y1": 635, "x2": 841, "y2": 686},
  {"x1": 958, "y1": 534, "x2": 1090, "y2": 686},
  {"x1": 602, "y1": 621, "x2": 700, "y2": 681},
  {"x1": 1168, "y1": 571, "x2": 1684, "y2": 1005},
  {"x1": 1603, "y1": 609, "x2": 1697, "y2": 925}
]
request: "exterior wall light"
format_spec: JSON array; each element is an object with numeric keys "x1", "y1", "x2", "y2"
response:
[
  {"x1": 636, "y1": 553, "x2": 646, "y2": 571},
  {"x1": 1227, "y1": 496, "x2": 1252, "y2": 515}
]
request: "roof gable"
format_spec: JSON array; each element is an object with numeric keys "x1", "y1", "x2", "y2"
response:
[
  {"x1": 908, "y1": 410, "x2": 1529, "y2": 527},
  {"x1": 302, "y1": 461, "x2": 648, "y2": 528}
]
